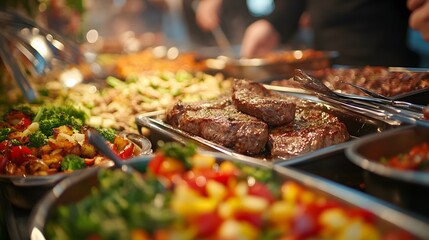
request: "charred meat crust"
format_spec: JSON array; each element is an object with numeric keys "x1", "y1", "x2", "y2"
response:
[
  {"x1": 268, "y1": 107, "x2": 350, "y2": 159},
  {"x1": 165, "y1": 99, "x2": 269, "y2": 155},
  {"x1": 232, "y1": 79, "x2": 296, "y2": 126},
  {"x1": 165, "y1": 79, "x2": 350, "y2": 159}
]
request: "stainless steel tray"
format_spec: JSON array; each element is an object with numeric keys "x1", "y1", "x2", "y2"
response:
[
  {"x1": 136, "y1": 93, "x2": 400, "y2": 162},
  {"x1": 276, "y1": 140, "x2": 429, "y2": 221},
  {"x1": 346, "y1": 125, "x2": 429, "y2": 217},
  {"x1": 29, "y1": 152, "x2": 429, "y2": 239}
]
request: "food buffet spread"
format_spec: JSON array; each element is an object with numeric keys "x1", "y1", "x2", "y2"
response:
[{"x1": 1, "y1": 19, "x2": 429, "y2": 240}]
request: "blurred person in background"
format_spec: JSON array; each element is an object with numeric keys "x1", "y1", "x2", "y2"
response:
[
  {"x1": 182, "y1": 0, "x2": 257, "y2": 52},
  {"x1": 407, "y1": 0, "x2": 429, "y2": 66},
  {"x1": 240, "y1": 0, "x2": 429, "y2": 67},
  {"x1": 408, "y1": 0, "x2": 429, "y2": 42}
]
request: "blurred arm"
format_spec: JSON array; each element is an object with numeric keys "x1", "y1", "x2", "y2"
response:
[{"x1": 408, "y1": 0, "x2": 429, "y2": 42}]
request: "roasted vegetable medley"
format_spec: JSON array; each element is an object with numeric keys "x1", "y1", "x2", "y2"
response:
[
  {"x1": 0, "y1": 105, "x2": 139, "y2": 176},
  {"x1": 46, "y1": 143, "x2": 413, "y2": 240},
  {"x1": 380, "y1": 142, "x2": 429, "y2": 171}
]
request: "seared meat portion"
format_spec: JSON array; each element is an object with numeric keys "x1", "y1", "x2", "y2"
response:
[
  {"x1": 232, "y1": 79, "x2": 296, "y2": 126},
  {"x1": 269, "y1": 107, "x2": 350, "y2": 159},
  {"x1": 166, "y1": 97, "x2": 231, "y2": 127},
  {"x1": 166, "y1": 99, "x2": 268, "y2": 155}
]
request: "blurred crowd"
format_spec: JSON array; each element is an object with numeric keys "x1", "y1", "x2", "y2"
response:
[{"x1": 1, "y1": 0, "x2": 429, "y2": 67}]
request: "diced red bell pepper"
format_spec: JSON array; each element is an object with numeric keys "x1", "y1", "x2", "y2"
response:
[
  {"x1": 0, "y1": 140, "x2": 9, "y2": 152},
  {"x1": 194, "y1": 212, "x2": 222, "y2": 237},
  {"x1": 9, "y1": 145, "x2": 33, "y2": 165},
  {"x1": 148, "y1": 153, "x2": 165, "y2": 175},
  {"x1": 17, "y1": 117, "x2": 32, "y2": 130},
  {"x1": 235, "y1": 211, "x2": 263, "y2": 228},
  {"x1": 118, "y1": 143, "x2": 134, "y2": 160},
  {"x1": 347, "y1": 208, "x2": 375, "y2": 223},
  {"x1": 248, "y1": 181, "x2": 276, "y2": 203},
  {"x1": 84, "y1": 158, "x2": 95, "y2": 166}
]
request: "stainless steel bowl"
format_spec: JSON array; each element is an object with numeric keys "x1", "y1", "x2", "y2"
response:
[
  {"x1": 205, "y1": 50, "x2": 338, "y2": 81},
  {"x1": 346, "y1": 125, "x2": 429, "y2": 215},
  {"x1": 28, "y1": 151, "x2": 429, "y2": 239},
  {"x1": 0, "y1": 132, "x2": 152, "y2": 209}
]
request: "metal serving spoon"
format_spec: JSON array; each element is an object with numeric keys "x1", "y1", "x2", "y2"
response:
[{"x1": 88, "y1": 129, "x2": 170, "y2": 190}]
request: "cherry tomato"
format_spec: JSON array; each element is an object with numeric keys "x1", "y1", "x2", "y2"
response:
[{"x1": 9, "y1": 145, "x2": 33, "y2": 165}]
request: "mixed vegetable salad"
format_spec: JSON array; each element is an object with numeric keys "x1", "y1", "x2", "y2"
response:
[
  {"x1": 46, "y1": 143, "x2": 414, "y2": 240},
  {"x1": 379, "y1": 142, "x2": 429, "y2": 171},
  {"x1": 0, "y1": 104, "x2": 139, "y2": 176},
  {"x1": 1, "y1": 70, "x2": 232, "y2": 133}
]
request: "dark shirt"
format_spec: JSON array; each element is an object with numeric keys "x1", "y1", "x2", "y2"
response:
[{"x1": 267, "y1": 0, "x2": 420, "y2": 67}]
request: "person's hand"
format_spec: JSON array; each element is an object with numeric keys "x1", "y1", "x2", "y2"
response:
[
  {"x1": 195, "y1": 0, "x2": 223, "y2": 31},
  {"x1": 408, "y1": 0, "x2": 429, "y2": 41},
  {"x1": 240, "y1": 19, "x2": 280, "y2": 58}
]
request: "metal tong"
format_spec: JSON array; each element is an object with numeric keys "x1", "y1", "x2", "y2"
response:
[
  {"x1": 292, "y1": 69, "x2": 429, "y2": 127},
  {"x1": 0, "y1": 10, "x2": 82, "y2": 103}
]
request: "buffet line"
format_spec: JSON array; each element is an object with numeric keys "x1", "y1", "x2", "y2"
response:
[{"x1": 1, "y1": 46, "x2": 429, "y2": 240}]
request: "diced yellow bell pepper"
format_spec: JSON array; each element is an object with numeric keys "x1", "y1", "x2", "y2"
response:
[
  {"x1": 219, "y1": 161, "x2": 238, "y2": 173},
  {"x1": 171, "y1": 184, "x2": 217, "y2": 218},
  {"x1": 206, "y1": 179, "x2": 227, "y2": 202},
  {"x1": 217, "y1": 219, "x2": 259, "y2": 240},
  {"x1": 234, "y1": 181, "x2": 248, "y2": 197},
  {"x1": 268, "y1": 201, "x2": 296, "y2": 225},
  {"x1": 281, "y1": 181, "x2": 302, "y2": 203},
  {"x1": 337, "y1": 220, "x2": 381, "y2": 240},
  {"x1": 239, "y1": 195, "x2": 269, "y2": 213},
  {"x1": 218, "y1": 197, "x2": 241, "y2": 219},
  {"x1": 319, "y1": 208, "x2": 348, "y2": 236},
  {"x1": 191, "y1": 154, "x2": 216, "y2": 169}
]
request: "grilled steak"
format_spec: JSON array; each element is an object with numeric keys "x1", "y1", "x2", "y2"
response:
[
  {"x1": 232, "y1": 79, "x2": 296, "y2": 126},
  {"x1": 165, "y1": 98, "x2": 269, "y2": 155},
  {"x1": 269, "y1": 107, "x2": 350, "y2": 159}
]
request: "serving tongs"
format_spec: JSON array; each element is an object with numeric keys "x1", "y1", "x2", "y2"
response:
[
  {"x1": 0, "y1": 10, "x2": 83, "y2": 103},
  {"x1": 292, "y1": 69, "x2": 429, "y2": 127}
]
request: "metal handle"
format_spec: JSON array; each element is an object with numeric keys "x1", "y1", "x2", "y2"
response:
[{"x1": 0, "y1": 35, "x2": 37, "y2": 102}]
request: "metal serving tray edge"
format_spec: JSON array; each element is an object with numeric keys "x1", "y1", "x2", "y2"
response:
[{"x1": 28, "y1": 152, "x2": 429, "y2": 239}]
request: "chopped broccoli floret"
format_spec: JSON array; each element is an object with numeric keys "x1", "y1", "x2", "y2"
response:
[
  {"x1": 60, "y1": 154, "x2": 86, "y2": 171},
  {"x1": 0, "y1": 128, "x2": 12, "y2": 142},
  {"x1": 97, "y1": 128, "x2": 116, "y2": 143},
  {"x1": 28, "y1": 130, "x2": 48, "y2": 148},
  {"x1": 33, "y1": 105, "x2": 88, "y2": 136}
]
